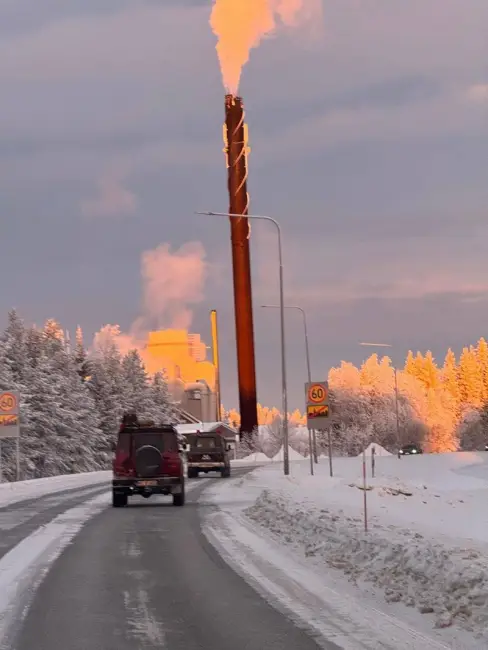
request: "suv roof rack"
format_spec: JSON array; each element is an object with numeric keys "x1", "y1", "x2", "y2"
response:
[{"x1": 119, "y1": 412, "x2": 176, "y2": 433}]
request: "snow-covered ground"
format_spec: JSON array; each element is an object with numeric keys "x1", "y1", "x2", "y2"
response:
[
  {"x1": 203, "y1": 451, "x2": 488, "y2": 648},
  {"x1": 0, "y1": 471, "x2": 111, "y2": 508},
  {"x1": 231, "y1": 453, "x2": 272, "y2": 464},
  {"x1": 231, "y1": 447, "x2": 306, "y2": 464}
]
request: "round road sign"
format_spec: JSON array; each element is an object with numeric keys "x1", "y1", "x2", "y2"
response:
[
  {"x1": 308, "y1": 383, "x2": 326, "y2": 404},
  {"x1": 0, "y1": 392, "x2": 17, "y2": 413}
]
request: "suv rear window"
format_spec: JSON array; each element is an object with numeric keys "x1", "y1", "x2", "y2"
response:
[
  {"x1": 135, "y1": 431, "x2": 177, "y2": 452},
  {"x1": 194, "y1": 437, "x2": 219, "y2": 449}
]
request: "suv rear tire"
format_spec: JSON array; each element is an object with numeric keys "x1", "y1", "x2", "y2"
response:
[
  {"x1": 173, "y1": 484, "x2": 185, "y2": 507},
  {"x1": 187, "y1": 468, "x2": 198, "y2": 479},
  {"x1": 112, "y1": 491, "x2": 127, "y2": 508}
]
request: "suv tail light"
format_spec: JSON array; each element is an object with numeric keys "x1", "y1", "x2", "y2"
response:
[
  {"x1": 161, "y1": 452, "x2": 181, "y2": 477},
  {"x1": 113, "y1": 451, "x2": 135, "y2": 477}
]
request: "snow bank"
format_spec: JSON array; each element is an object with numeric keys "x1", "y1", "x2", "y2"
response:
[
  {"x1": 233, "y1": 453, "x2": 488, "y2": 641},
  {"x1": 233, "y1": 452, "x2": 271, "y2": 463},
  {"x1": 271, "y1": 446, "x2": 304, "y2": 462},
  {"x1": 359, "y1": 442, "x2": 392, "y2": 457},
  {"x1": 0, "y1": 471, "x2": 111, "y2": 508},
  {"x1": 0, "y1": 491, "x2": 109, "y2": 646}
]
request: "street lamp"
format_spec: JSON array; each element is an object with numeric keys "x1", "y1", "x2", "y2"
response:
[
  {"x1": 261, "y1": 304, "x2": 318, "y2": 467},
  {"x1": 359, "y1": 342, "x2": 401, "y2": 455},
  {"x1": 196, "y1": 211, "x2": 290, "y2": 476}
]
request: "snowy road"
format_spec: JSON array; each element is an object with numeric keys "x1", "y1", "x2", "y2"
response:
[
  {"x1": 1, "y1": 468, "x2": 331, "y2": 650},
  {"x1": 0, "y1": 479, "x2": 109, "y2": 562}
]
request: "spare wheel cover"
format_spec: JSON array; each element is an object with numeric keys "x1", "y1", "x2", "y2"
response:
[{"x1": 135, "y1": 445, "x2": 162, "y2": 477}]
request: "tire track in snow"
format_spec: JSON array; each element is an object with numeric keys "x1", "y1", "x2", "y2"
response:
[
  {"x1": 0, "y1": 478, "x2": 206, "y2": 649},
  {"x1": 0, "y1": 483, "x2": 110, "y2": 561},
  {"x1": 0, "y1": 492, "x2": 110, "y2": 649}
]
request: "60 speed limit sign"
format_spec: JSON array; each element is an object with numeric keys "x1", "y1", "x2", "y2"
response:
[
  {"x1": 305, "y1": 381, "x2": 329, "y2": 430},
  {"x1": 0, "y1": 390, "x2": 20, "y2": 439}
]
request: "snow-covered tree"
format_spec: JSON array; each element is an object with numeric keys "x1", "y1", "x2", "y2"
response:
[
  {"x1": 0, "y1": 340, "x2": 14, "y2": 391},
  {"x1": 75, "y1": 325, "x2": 89, "y2": 379},
  {"x1": 151, "y1": 370, "x2": 176, "y2": 422},
  {"x1": 122, "y1": 349, "x2": 156, "y2": 419},
  {"x1": 1, "y1": 309, "x2": 28, "y2": 384}
]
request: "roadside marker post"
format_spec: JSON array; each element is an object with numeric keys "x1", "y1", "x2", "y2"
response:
[{"x1": 363, "y1": 448, "x2": 368, "y2": 533}]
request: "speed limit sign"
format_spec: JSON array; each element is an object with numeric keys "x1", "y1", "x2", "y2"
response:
[
  {"x1": 305, "y1": 381, "x2": 329, "y2": 430},
  {"x1": 307, "y1": 383, "x2": 326, "y2": 403}
]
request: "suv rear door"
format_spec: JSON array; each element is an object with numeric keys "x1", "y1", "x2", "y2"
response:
[
  {"x1": 132, "y1": 428, "x2": 181, "y2": 478},
  {"x1": 188, "y1": 435, "x2": 224, "y2": 463}
]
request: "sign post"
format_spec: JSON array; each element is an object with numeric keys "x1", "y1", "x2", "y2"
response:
[
  {"x1": 0, "y1": 391, "x2": 20, "y2": 481},
  {"x1": 362, "y1": 448, "x2": 368, "y2": 533},
  {"x1": 305, "y1": 381, "x2": 330, "y2": 475}
]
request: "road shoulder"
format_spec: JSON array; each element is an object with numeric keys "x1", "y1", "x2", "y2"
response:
[{"x1": 201, "y1": 468, "x2": 477, "y2": 650}]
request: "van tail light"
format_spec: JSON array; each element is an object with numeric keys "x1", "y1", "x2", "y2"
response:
[
  {"x1": 113, "y1": 451, "x2": 135, "y2": 477},
  {"x1": 161, "y1": 452, "x2": 181, "y2": 477}
]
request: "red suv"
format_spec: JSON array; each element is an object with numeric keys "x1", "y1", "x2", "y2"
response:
[{"x1": 112, "y1": 413, "x2": 185, "y2": 507}]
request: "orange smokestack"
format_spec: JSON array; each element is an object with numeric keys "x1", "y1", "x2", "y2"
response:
[{"x1": 223, "y1": 94, "x2": 258, "y2": 440}]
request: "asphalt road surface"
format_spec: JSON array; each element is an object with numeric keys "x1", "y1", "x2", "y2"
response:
[{"x1": 11, "y1": 469, "x2": 329, "y2": 650}]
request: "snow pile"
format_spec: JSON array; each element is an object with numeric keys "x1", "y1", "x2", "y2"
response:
[
  {"x1": 232, "y1": 452, "x2": 271, "y2": 463},
  {"x1": 0, "y1": 471, "x2": 110, "y2": 508},
  {"x1": 245, "y1": 489, "x2": 488, "y2": 634},
  {"x1": 359, "y1": 442, "x2": 392, "y2": 457},
  {"x1": 237, "y1": 452, "x2": 488, "y2": 640},
  {"x1": 271, "y1": 446, "x2": 304, "y2": 462}
]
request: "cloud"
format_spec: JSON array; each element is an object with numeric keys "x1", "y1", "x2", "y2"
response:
[
  {"x1": 248, "y1": 215, "x2": 488, "y2": 313},
  {"x1": 287, "y1": 278, "x2": 488, "y2": 305},
  {"x1": 2, "y1": 0, "x2": 488, "y2": 411},
  {"x1": 466, "y1": 83, "x2": 488, "y2": 104},
  {"x1": 255, "y1": 84, "x2": 488, "y2": 164},
  {"x1": 80, "y1": 162, "x2": 137, "y2": 218},
  {"x1": 0, "y1": 5, "x2": 212, "y2": 83}
]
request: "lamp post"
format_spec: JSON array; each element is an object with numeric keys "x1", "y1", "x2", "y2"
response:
[
  {"x1": 261, "y1": 304, "x2": 318, "y2": 469},
  {"x1": 359, "y1": 342, "x2": 401, "y2": 455},
  {"x1": 196, "y1": 211, "x2": 290, "y2": 476}
]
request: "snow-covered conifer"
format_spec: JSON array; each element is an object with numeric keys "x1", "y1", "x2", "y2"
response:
[{"x1": 1, "y1": 309, "x2": 28, "y2": 383}]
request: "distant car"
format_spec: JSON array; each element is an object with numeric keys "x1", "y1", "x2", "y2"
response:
[
  {"x1": 186, "y1": 433, "x2": 231, "y2": 478},
  {"x1": 484, "y1": 444, "x2": 488, "y2": 452},
  {"x1": 399, "y1": 443, "x2": 423, "y2": 455},
  {"x1": 111, "y1": 412, "x2": 185, "y2": 508}
]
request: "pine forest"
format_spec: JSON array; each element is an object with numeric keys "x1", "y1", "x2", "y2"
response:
[{"x1": 1, "y1": 309, "x2": 488, "y2": 480}]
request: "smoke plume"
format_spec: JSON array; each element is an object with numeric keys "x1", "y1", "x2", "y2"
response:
[
  {"x1": 137, "y1": 241, "x2": 207, "y2": 331},
  {"x1": 210, "y1": 0, "x2": 322, "y2": 94},
  {"x1": 81, "y1": 161, "x2": 137, "y2": 219},
  {"x1": 91, "y1": 241, "x2": 208, "y2": 357}
]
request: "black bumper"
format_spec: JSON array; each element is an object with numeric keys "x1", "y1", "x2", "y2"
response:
[
  {"x1": 112, "y1": 477, "x2": 183, "y2": 497},
  {"x1": 188, "y1": 462, "x2": 225, "y2": 472}
]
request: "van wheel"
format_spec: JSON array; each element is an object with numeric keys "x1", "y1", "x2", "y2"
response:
[
  {"x1": 173, "y1": 486, "x2": 185, "y2": 507},
  {"x1": 222, "y1": 468, "x2": 230, "y2": 478},
  {"x1": 187, "y1": 468, "x2": 198, "y2": 479},
  {"x1": 112, "y1": 491, "x2": 127, "y2": 507}
]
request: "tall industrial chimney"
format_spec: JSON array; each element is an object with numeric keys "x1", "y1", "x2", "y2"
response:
[{"x1": 223, "y1": 94, "x2": 258, "y2": 440}]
